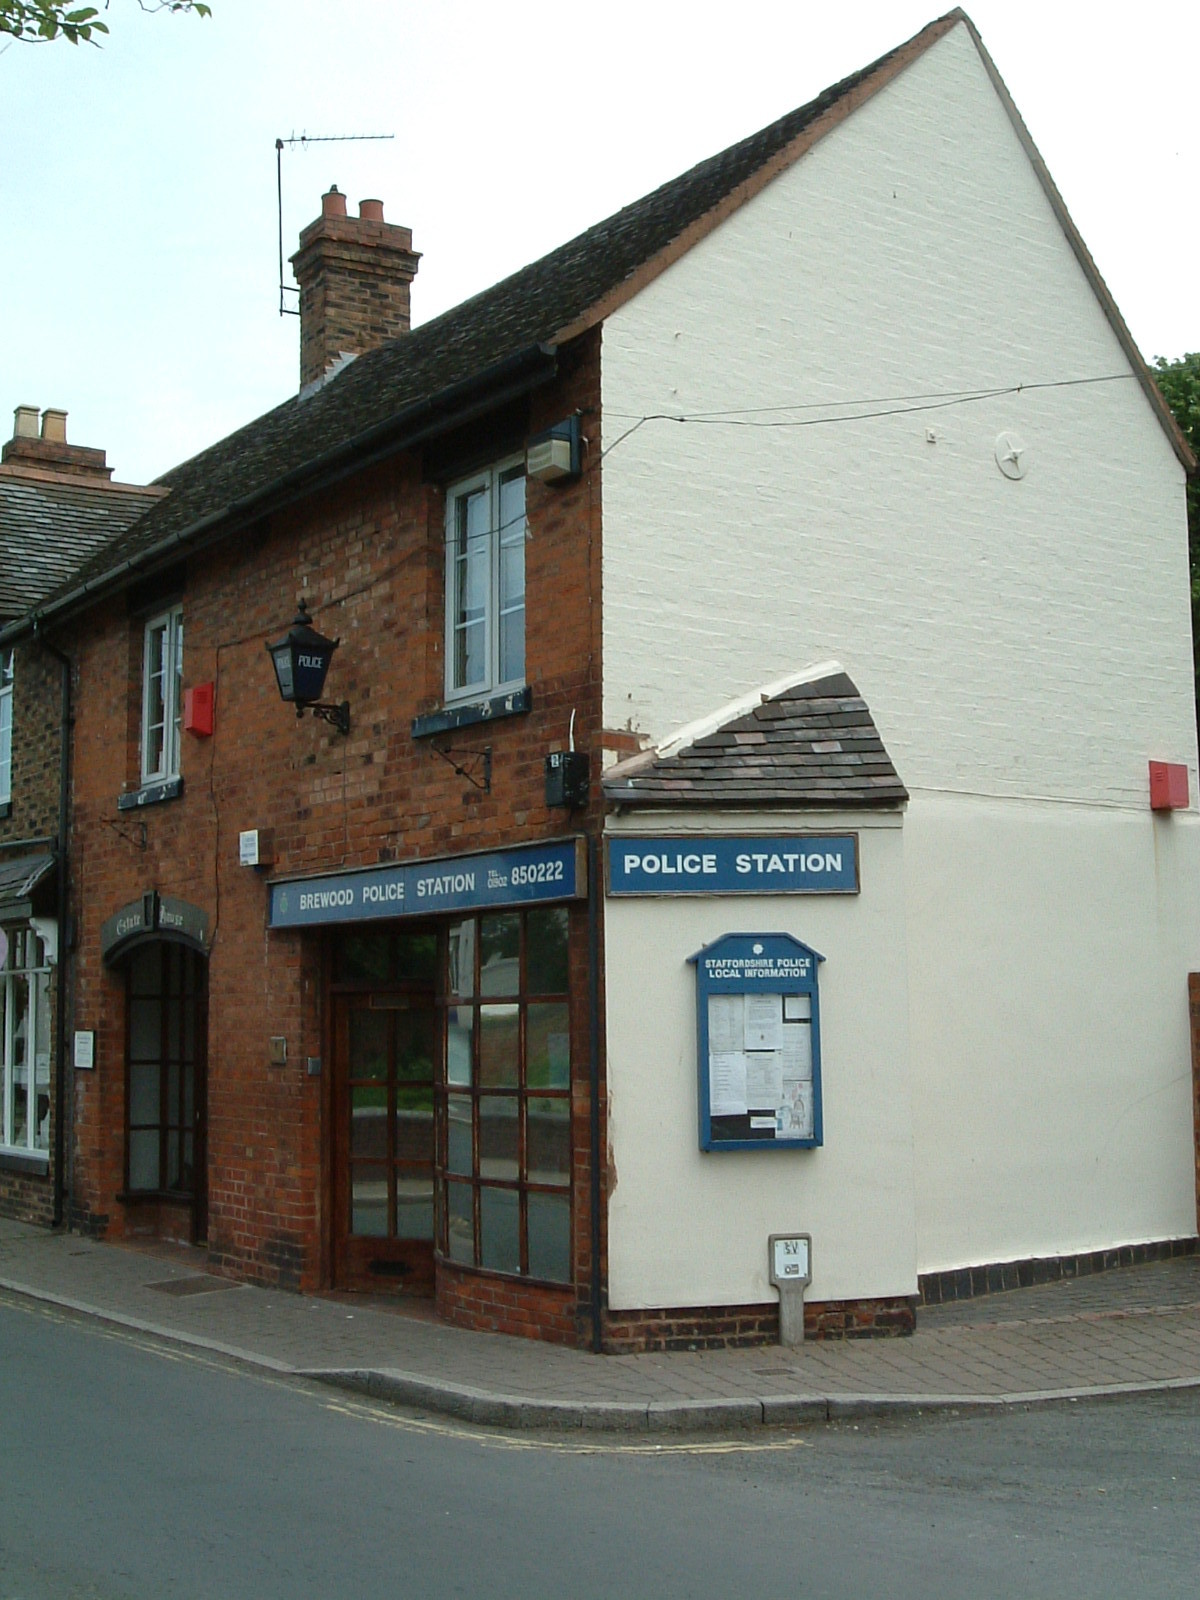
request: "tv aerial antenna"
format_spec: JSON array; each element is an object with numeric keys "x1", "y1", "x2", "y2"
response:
[{"x1": 276, "y1": 132, "x2": 395, "y2": 317}]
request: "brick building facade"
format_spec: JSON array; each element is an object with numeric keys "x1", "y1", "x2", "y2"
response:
[
  {"x1": 8, "y1": 12, "x2": 1199, "y2": 1348},
  {"x1": 0, "y1": 407, "x2": 160, "y2": 1225}
]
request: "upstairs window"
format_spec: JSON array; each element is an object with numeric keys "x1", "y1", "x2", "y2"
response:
[
  {"x1": 444, "y1": 460, "x2": 526, "y2": 700},
  {"x1": 141, "y1": 607, "x2": 183, "y2": 785},
  {"x1": 0, "y1": 648, "x2": 13, "y2": 806}
]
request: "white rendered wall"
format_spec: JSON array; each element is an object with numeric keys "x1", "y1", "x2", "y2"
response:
[
  {"x1": 906, "y1": 794, "x2": 1200, "y2": 1271},
  {"x1": 599, "y1": 20, "x2": 1200, "y2": 1295},
  {"x1": 603, "y1": 813, "x2": 916, "y2": 1311},
  {"x1": 600, "y1": 22, "x2": 1196, "y2": 807}
]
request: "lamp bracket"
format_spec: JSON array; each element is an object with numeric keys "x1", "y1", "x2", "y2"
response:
[
  {"x1": 103, "y1": 817, "x2": 148, "y2": 852},
  {"x1": 308, "y1": 701, "x2": 351, "y2": 735},
  {"x1": 430, "y1": 741, "x2": 492, "y2": 793}
]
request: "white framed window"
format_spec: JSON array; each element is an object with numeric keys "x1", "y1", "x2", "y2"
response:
[
  {"x1": 444, "y1": 460, "x2": 526, "y2": 700},
  {"x1": 141, "y1": 607, "x2": 183, "y2": 785},
  {"x1": 0, "y1": 925, "x2": 51, "y2": 1155},
  {"x1": 0, "y1": 648, "x2": 13, "y2": 806}
]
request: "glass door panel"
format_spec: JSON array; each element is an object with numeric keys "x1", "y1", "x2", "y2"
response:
[{"x1": 333, "y1": 963, "x2": 437, "y2": 1294}]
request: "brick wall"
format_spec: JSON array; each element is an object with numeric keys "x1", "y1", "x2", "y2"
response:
[
  {"x1": 66, "y1": 331, "x2": 607, "y2": 1315},
  {"x1": 0, "y1": 640, "x2": 65, "y2": 1224},
  {"x1": 603, "y1": 1296, "x2": 914, "y2": 1351}
]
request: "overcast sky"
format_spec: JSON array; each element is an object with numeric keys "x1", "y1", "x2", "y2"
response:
[{"x1": 4, "y1": 1, "x2": 1197, "y2": 484}]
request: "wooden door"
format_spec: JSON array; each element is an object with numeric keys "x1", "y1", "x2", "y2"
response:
[{"x1": 332, "y1": 992, "x2": 436, "y2": 1292}]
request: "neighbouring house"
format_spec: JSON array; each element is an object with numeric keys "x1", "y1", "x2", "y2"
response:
[
  {"x1": 0, "y1": 406, "x2": 162, "y2": 1226},
  {"x1": 4, "y1": 9, "x2": 1197, "y2": 1347}
]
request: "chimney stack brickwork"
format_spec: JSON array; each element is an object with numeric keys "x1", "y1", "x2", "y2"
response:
[
  {"x1": 1, "y1": 406, "x2": 114, "y2": 480},
  {"x1": 290, "y1": 186, "x2": 420, "y2": 390}
]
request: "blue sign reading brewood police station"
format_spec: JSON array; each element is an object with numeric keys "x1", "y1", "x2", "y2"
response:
[
  {"x1": 269, "y1": 838, "x2": 586, "y2": 928},
  {"x1": 606, "y1": 835, "x2": 858, "y2": 896}
]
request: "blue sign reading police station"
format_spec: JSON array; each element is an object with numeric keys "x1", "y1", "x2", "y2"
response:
[
  {"x1": 606, "y1": 835, "x2": 858, "y2": 896},
  {"x1": 269, "y1": 837, "x2": 585, "y2": 928}
]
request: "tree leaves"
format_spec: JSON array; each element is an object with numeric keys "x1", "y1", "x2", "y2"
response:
[
  {"x1": 0, "y1": 0, "x2": 210, "y2": 46},
  {"x1": 1153, "y1": 354, "x2": 1200, "y2": 728}
]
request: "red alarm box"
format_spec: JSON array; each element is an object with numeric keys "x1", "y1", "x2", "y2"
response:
[
  {"x1": 183, "y1": 682, "x2": 215, "y2": 737},
  {"x1": 1149, "y1": 760, "x2": 1188, "y2": 811}
]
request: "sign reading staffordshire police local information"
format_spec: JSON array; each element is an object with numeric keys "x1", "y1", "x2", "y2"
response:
[
  {"x1": 606, "y1": 835, "x2": 858, "y2": 896},
  {"x1": 690, "y1": 932, "x2": 825, "y2": 1152},
  {"x1": 268, "y1": 837, "x2": 585, "y2": 928}
]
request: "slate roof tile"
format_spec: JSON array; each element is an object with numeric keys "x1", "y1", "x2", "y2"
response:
[
  {"x1": 0, "y1": 477, "x2": 163, "y2": 616},
  {"x1": 603, "y1": 671, "x2": 907, "y2": 809},
  {"x1": 23, "y1": 23, "x2": 936, "y2": 620}
]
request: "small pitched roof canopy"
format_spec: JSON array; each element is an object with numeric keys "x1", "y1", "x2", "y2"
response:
[
  {"x1": 0, "y1": 852, "x2": 56, "y2": 920},
  {"x1": 7, "y1": 8, "x2": 1189, "y2": 638},
  {"x1": 603, "y1": 667, "x2": 908, "y2": 810}
]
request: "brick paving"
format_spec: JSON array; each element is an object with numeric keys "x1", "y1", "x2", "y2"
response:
[{"x1": 2, "y1": 1217, "x2": 1198, "y2": 1431}]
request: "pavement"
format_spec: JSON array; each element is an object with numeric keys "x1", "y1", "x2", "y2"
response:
[{"x1": 2, "y1": 1216, "x2": 1199, "y2": 1432}]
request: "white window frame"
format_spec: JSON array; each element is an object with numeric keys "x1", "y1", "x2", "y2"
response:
[
  {"x1": 140, "y1": 606, "x2": 183, "y2": 785},
  {"x1": 443, "y1": 458, "x2": 526, "y2": 702},
  {"x1": 0, "y1": 925, "x2": 51, "y2": 1156},
  {"x1": 0, "y1": 647, "x2": 13, "y2": 806}
]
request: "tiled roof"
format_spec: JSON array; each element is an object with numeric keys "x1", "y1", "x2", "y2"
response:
[
  {"x1": 0, "y1": 852, "x2": 55, "y2": 914},
  {"x1": 602, "y1": 671, "x2": 907, "y2": 809},
  {"x1": 0, "y1": 476, "x2": 163, "y2": 617},
  {"x1": 31, "y1": 19, "x2": 949, "y2": 616},
  {"x1": 17, "y1": 5, "x2": 1183, "y2": 633}
]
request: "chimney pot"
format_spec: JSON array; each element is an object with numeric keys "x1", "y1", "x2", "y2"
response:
[
  {"x1": 13, "y1": 405, "x2": 39, "y2": 440},
  {"x1": 321, "y1": 185, "x2": 347, "y2": 219},
  {"x1": 359, "y1": 198, "x2": 384, "y2": 223},
  {"x1": 41, "y1": 408, "x2": 68, "y2": 443}
]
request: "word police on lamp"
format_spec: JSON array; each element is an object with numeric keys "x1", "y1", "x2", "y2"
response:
[{"x1": 266, "y1": 600, "x2": 351, "y2": 734}]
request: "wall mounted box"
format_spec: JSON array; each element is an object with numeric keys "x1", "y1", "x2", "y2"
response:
[
  {"x1": 545, "y1": 750, "x2": 589, "y2": 808},
  {"x1": 239, "y1": 828, "x2": 275, "y2": 868},
  {"x1": 183, "y1": 682, "x2": 215, "y2": 736},
  {"x1": 1149, "y1": 760, "x2": 1189, "y2": 811},
  {"x1": 527, "y1": 415, "x2": 582, "y2": 483}
]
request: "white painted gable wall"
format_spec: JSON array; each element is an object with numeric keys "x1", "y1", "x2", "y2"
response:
[
  {"x1": 600, "y1": 22, "x2": 1192, "y2": 803},
  {"x1": 599, "y1": 21, "x2": 1200, "y2": 1307}
]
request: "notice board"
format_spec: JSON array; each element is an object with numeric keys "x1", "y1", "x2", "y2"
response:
[{"x1": 689, "y1": 932, "x2": 823, "y2": 1152}]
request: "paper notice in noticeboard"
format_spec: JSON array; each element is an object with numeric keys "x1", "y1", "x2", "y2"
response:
[
  {"x1": 710, "y1": 1051, "x2": 748, "y2": 1116},
  {"x1": 746, "y1": 1050, "x2": 783, "y2": 1109},
  {"x1": 708, "y1": 994, "x2": 744, "y2": 1055},
  {"x1": 778, "y1": 1081, "x2": 814, "y2": 1139},
  {"x1": 744, "y1": 993, "x2": 784, "y2": 1051},
  {"x1": 780, "y1": 1022, "x2": 813, "y2": 1080}
]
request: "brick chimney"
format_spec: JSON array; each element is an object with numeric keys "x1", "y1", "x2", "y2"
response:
[
  {"x1": 290, "y1": 186, "x2": 421, "y2": 391},
  {"x1": 1, "y1": 405, "x2": 114, "y2": 480}
]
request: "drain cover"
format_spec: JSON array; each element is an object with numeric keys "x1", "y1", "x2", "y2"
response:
[{"x1": 147, "y1": 1275, "x2": 239, "y2": 1297}]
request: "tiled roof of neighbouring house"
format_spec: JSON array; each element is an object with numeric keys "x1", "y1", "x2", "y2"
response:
[
  {"x1": 0, "y1": 476, "x2": 163, "y2": 617},
  {"x1": 602, "y1": 671, "x2": 907, "y2": 809}
]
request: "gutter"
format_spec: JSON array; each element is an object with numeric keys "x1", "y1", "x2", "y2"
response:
[{"x1": 0, "y1": 343, "x2": 560, "y2": 646}]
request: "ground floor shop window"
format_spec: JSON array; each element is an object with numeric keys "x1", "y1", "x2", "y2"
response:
[
  {"x1": 439, "y1": 906, "x2": 571, "y2": 1283},
  {"x1": 329, "y1": 911, "x2": 574, "y2": 1290},
  {"x1": 0, "y1": 925, "x2": 51, "y2": 1155},
  {"x1": 125, "y1": 942, "x2": 205, "y2": 1194}
]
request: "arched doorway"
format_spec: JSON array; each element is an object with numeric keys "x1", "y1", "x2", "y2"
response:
[{"x1": 122, "y1": 939, "x2": 208, "y2": 1242}]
